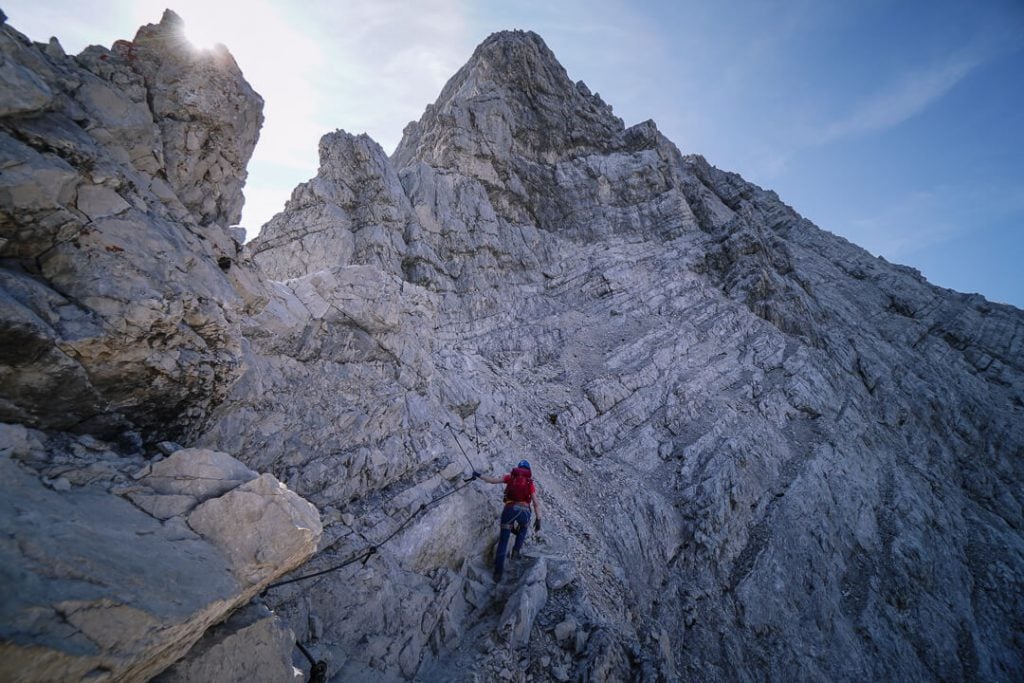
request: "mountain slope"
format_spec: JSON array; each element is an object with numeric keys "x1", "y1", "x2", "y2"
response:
[
  {"x1": 244, "y1": 30, "x2": 1024, "y2": 682},
  {"x1": 0, "y1": 17, "x2": 1021, "y2": 682}
]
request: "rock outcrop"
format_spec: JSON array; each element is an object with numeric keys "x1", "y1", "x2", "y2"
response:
[
  {"x1": 250, "y1": 131, "x2": 411, "y2": 280},
  {"x1": 152, "y1": 603, "x2": 300, "y2": 683},
  {"x1": 1, "y1": 15, "x2": 1022, "y2": 683},
  {"x1": 0, "y1": 9, "x2": 262, "y2": 441}
]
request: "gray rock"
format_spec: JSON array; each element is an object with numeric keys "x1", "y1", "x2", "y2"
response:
[
  {"x1": 553, "y1": 617, "x2": 577, "y2": 646},
  {"x1": 157, "y1": 441, "x2": 185, "y2": 456},
  {"x1": 152, "y1": 602, "x2": 300, "y2": 683},
  {"x1": 0, "y1": 10, "x2": 261, "y2": 441},
  {"x1": 392, "y1": 31, "x2": 623, "y2": 175},
  {"x1": 250, "y1": 130, "x2": 411, "y2": 281},
  {"x1": 0, "y1": 422, "x2": 35, "y2": 458},
  {"x1": 126, "y1": 490, "x2": 198, "y2": 520},
  {"x1": 142, "y1": 447, "x2": 258, "y2": 499},
  {"x1": 236, "y1": 28, "x2": 1024, "y2": 683},
  {"x1": 308, "y1": 613, "x2": 324, "y2": 642},
  {"x1": 127, "y1": 10, "x2": 263, "y2": 228},
  {"x1": 0, "y1": 452, "x2": 319, "y2": 682},
  {"x1": 46, "y1": 475, "x2": 71, "y2": 491},
  {"x1": 498, "y1": 559, "x2": 548, "y2": 647},
  {"x1": 545, "y1": 560, "x2": 576, "y2": 591},
  {"x1": 187, "y1": 473, "x2": 322, "y2": 586},
  {"x1": 76, "y1": 185, "x2": 131, "y2": 220},
  {"x1": 0, "y1": 51, "x2": 53, "y2": 116}
]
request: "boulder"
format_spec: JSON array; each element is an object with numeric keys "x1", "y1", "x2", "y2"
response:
[
  {"x1": 0, "y1": 449, "x2": 320, "y2": 682},
  {"x1": 498, "y1": 559, "x2": 548, "y2": 647},
  {"x1": 187, "y1": 473, "x2": 322, "y2": 586},
  {"x1": 141, "y1": 448, "x2": 258, "y2": 499}
]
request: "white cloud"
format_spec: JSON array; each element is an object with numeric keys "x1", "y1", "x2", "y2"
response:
[
  {"x1": 302, "y1": 0, "x2": 472, "y2": 151},
  {"x1": 811, "y1": 52, "x2": 985, "y2": 146}
]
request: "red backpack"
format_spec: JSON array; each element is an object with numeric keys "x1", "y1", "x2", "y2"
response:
[{"x1": 504, "y1": 467, "x2": 533, "y2": 504}]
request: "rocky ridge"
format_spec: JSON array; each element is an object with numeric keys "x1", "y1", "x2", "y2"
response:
[
  {"x1": 243, "y1": 29, "x2": 1024, "y2": 682},
  {"x1": 1, "y1": 16, "x2": 1023, "y2": 683}
]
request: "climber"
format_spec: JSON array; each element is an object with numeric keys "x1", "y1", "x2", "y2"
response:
[{"x1": 473, "y1": 460, "x2": 542, "y2": 582}]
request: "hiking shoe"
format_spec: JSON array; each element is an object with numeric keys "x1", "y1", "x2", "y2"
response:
[{"x1": 511, "y1": 549, "x2": 520, "y2": 561}]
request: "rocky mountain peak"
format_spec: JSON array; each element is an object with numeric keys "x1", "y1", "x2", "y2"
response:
[
  {"x1": 125, "y1": 8, "x2": 264, "y2": 228},
  {"x1": 459, "y1": 29, "x2": 586, "y2": 103},
  {"x1": 249, "y1": 129, "x2": 412, "y2": 280},
  {"x1": 149, "y1": 8, "x2": 186, "y2": 32},
  {"x1": 0, "y1": 7, "x2": 264, "y2": 439},
  {"x1": 392, "y1": 30, "x2": 624, "y2": 174}
]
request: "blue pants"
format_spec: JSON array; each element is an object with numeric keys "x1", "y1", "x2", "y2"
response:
[{"x1": 494, "y1": 504, "x2": 531, "y2": 576}]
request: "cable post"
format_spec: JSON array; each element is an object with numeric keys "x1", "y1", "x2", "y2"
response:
[{"x1": 445, "y1": 421, "x2": 479, "y2": 473}]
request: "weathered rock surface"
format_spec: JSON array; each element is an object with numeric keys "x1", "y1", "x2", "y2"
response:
[
  {"x1": 250, "y1": 130, "x2": 411, "y2": 280},
  {"x1": 0, "y1": 10, "x2": 262, "y2": 441},
  {"x1": 0, "y1": 424, "x2": 320, "y2": 682},
  {"x1": 498, "y1": 558, "x2": 548, "y2": 647},
  {"x1": 188, "y1": 473, "x2": 321, "y2": 585},
  {"x1": 246, "y1": 30, "x2": 1024, "y2": 682},
  {"x1": 1, "y1": 15, "x2": 1023, "y2": 683},
  {"x1": 152, "y1": 602, "x2": 300, "y2": 683},
  {"x1": 125, "y1": 11, "x2": 263, "y2": 229}
]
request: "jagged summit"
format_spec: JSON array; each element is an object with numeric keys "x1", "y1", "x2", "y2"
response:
[
  {"x1": 392, "y1": 29, "x2": 625, "y2": 172},
  {"x1": 468, "y1": 30, "x2": 561, "y2": 80},
  {"x1": 458, "y1": 30, "x2": 596, "y2": 106}
]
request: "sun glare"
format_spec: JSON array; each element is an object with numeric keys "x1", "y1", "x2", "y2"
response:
[
  {"x1": 175, "y1": 2, "x2": 243, "y2": 52},
  {"x1": 127, "y1": 0, "x2": 262, "y2": 53},
  {"x1": 180, "y1": 20, "x2": 227, "y2": 52}
]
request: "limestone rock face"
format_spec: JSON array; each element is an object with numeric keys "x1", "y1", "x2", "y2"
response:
[
  {"x1": 188, "y1": 473, "x2": 322, "y2": 585},
  {"x1": 242, "y1": 30, "x2": 1024, "y2": 682},
  {"x1": 126, "y1": 10, "x2": 263, "y2": 228},
  {"x1": 392, "y1": 30, "x2": 624, "y2": 173},
  {"x1": 1, "y1": 15, "x2": 1023, "y2": 683}
]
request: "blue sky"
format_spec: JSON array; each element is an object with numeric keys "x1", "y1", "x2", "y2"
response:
[{"x1": 5, "y1": 0, "x2": 1022, "y2": 307}]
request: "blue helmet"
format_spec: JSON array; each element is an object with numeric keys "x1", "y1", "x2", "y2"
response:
[{"x1": 517, "y1": 459, "x2": 531, "y2": 469}]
